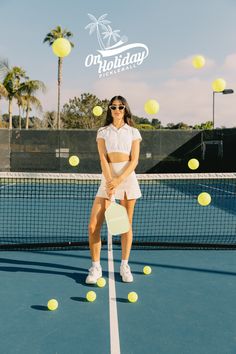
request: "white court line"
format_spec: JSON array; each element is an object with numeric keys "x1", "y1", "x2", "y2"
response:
[
  {"x1": 108, "y1": 231, "x2": 121, "y2": 354},
  {"x1": 199, "y1": 183, "x2": 236, "y2": 195}
]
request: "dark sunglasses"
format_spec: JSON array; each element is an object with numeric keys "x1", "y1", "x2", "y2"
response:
[{"x1": 109, "y1": 105, "x2": 126, "y2": 111}]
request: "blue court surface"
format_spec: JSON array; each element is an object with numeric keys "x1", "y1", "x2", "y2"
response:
[{"x1": 1, "y1": 247, "x2": 236, "y2": 354}]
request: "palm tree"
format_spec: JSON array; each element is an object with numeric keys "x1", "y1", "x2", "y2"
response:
[
  {"x1": 85, "y1": 14, "x2": 111, "y2": 50},
  {"x1": 19, "y1": 80, "x2": 46, "y2": 129},
  {"x1": 43, "y1": 26, "x2": 74, "y2": 129},
  {"x1": 16, "y1": 93, "x2": 25, "y2": 129},
  {"x1": 102, "y1": 25, "x2": 120, "y2": 48},
  {"x1": 24, "y1": 95, "x2": 43, "y2": 129},
  {"x1": 0, "y1": 83, "x2": 8, "y2": 124},
  {"x1": 0, "y1": 60, "x2": 28, "y2": 129}
]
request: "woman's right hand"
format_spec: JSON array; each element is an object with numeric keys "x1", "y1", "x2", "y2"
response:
[
  {"x1": 106, "y1": 183, "x2": 115, "y2": 200},
  {"x1": 107, "y1": 188, "x2": 115, "y2": 199},
  {"x1": 106, "y1": 177, "x2": 117, "y2": 200}
]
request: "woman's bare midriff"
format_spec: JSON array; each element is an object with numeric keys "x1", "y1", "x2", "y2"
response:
[{"x1": 107, "y1": 152, "x2": 130, "y2": 163}]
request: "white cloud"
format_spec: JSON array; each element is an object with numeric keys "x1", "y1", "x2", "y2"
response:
[
  {"x1": 157, "y1": 78, "x2": 235, "y2": 128},
  {"x1": 92, "y1": 73, "x2": 236, "y2": 128},
  {"x1": 1, "y1": 53, "x2": 235, "y2": 128},
  {"x1": 169, "y1": 55, "x2": 216, "y2": 78},
  {"x1": 223, "y1": 53, "x2": 236, "y2": 71}
]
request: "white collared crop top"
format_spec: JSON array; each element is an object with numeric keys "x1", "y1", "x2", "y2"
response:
[{"x1": 96, "y1": 123, "x2": 142, "y2": 154}]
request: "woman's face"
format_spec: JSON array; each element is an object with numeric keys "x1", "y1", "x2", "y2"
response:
[{"x1": 110, "y1": 99, "x2": 125, "y2": 122}]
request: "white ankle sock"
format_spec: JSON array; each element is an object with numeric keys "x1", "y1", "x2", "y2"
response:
[
  {"x1": 121, "y1": 260, "x2": 128, "y2": 266},
  {"x1": 92, "y1": 261, "x2": 100, "y2": 268}
]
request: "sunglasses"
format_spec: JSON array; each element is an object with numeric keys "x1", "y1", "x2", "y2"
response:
[{"x1": 109, "y1": 105, "x2": 126, "y2": 111}]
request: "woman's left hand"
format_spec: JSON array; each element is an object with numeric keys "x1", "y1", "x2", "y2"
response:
[{"x1": 106, "y1": 177, "x2": 122, "y2": 190}]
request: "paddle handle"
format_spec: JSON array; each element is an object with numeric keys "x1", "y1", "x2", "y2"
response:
[{"x1": 110, "y1": 194, "x2": 116, "y2": 202}]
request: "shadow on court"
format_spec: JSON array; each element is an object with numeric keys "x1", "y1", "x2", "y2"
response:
[
  {"x1": 31, "y1": 305, "x2": 48, "y2": 311},
  {"x1": 1, "y1": 256, "x2": 236, "y2": 279}
]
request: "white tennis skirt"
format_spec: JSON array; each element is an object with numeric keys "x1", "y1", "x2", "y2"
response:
[{"x1": 96, "y1": 161, "x2": 142, "y2": 200}]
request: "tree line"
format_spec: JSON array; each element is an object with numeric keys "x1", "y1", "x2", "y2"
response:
[{"x1": 0, "y1": 91, "x2": 215, "y2": 130}]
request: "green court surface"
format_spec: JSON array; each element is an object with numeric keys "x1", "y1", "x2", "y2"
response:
[{"x1": 1, "y1": 248, "x2": 236, "y2": 354}]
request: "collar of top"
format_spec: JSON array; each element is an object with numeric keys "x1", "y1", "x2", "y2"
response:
[{"x1": 110, "y1": 123, "x2": 129, "y2": 131}]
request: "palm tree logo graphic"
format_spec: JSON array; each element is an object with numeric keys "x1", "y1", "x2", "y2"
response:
[
  {"x1": 85, "y1": 13, "x2": 128, "y2": 52},
  {"x1": 85, "y1": 13, "x2": 149, "y2": 76}
]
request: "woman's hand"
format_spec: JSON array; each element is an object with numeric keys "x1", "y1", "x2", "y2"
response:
[
  {"x1": 106, "y1": 177, "x2": 122, "y2": 190},
  {"x1": 106, "y1": 177, "x2": 122, "y2": 199},
  {"x1": 107, "y1": 187, "x2": 115, "y2": 199}
]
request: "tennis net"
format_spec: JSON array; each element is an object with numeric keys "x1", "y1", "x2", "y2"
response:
[{"x1": 0, "y1": 172, "x2": 235, "y2": 250}]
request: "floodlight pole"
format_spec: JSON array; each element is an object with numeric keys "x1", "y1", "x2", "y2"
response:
[{"x1": 212, "y1": 89, "x2": 234, "y2": 129}]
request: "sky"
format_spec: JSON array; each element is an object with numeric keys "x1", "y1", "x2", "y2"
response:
[{"x1": 1, "y1": 0, "x2": 236, "y2": 127}]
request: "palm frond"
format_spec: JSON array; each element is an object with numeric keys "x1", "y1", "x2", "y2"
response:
[
  {"x1": 0, "y1": 58, "x2": 10, "y2": 78},
  {"x1": 55, "y1": 26, "x2": 62, "y2": 33},
  {"x1": 43, "y1": 33, "x2": 54, "y2": 43},
  {"x1": 87, "y1": 13, "x2": 98, "y2": 22},
  {"x1": 85, "y1": 23, "x2": 96, "y2": 35},
  {"x1": 28, "y1": 96, "x2": 43, "y2": 112},
  {"x1": 43, "y1": 27, "x2": 74, "y2": 47},
  {"x1": 20, "y1": 79, "x2": 46, "y2": 95},
  {"x1": 98, "y1": 14, "x2": 108, "y2": 21},
  {"x1": 51, "y1": 30, "x2": 62, "y2": 38},
  {"x1": 0, "y1": 83, "x2": 8, "y2": 98},
  {"x1": 65, "y1": 31, "x2": 73, "y2": 37},
  {"x1": 102, "y1": 32, "x2": 109, "y2": 39},
  {"x1": 100, "y1": 20, "x2": 111, "y2": 25},
  {"x1": 112, "y1": 31, "x2": 121, "y2": 41},
  {"x1": 85, "y1": 22, "x2": 94, "y2": 30}
]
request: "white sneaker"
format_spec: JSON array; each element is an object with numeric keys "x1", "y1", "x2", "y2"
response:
[
  {"x1": 85, "y1": 265, "x2": 102, "y2": 284},
  {"x1": 120, "y1": 264, "x2": 133, "y2": 283}
]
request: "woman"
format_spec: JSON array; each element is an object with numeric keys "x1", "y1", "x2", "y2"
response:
[{"x1": 86, "y1": 95, "x2": 142, "y2": 284}]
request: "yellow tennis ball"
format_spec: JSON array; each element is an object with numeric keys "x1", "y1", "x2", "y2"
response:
[
  {"x1": 93, "y1": 106, "x2": 103, "y2": 117},
  {"x1": 212, "y1": 78, "x2": 226, "y2": 92},
  {"x1": 192, "y1": 55, "x2": 205, "y2": 69},
  {"x1": 97, "y1": 277, "x2": 106, "y2": 288},
  {"x1": 144, "y1": 99, "x2": 160, "y2": 115},
  {"x1": 69, "y1": 155, "x2": 80, "y2": 167},
  {"x1": 52, "y1": 38, "x2": 71, "y2": 57},
  {"x1": 197, "y1": 192, "x2": 211, "y2": 206},
  {"x1": 47, "y1": 299, "x2": 58, "y2": 311},
  {"x1": 86, "y1": 291, "x2": 96, "y2": 302},
  {"x1": 188, "y1": 158, "x2": 199, "y2": 170},
  {"x1": 143, "y1": 266, "x2": 152, "y2": 275},
  {"x1": 128, "y1": 292, "x2": 138, "y2": 303}
]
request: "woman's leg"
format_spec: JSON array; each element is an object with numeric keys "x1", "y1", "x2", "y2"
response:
[
  {"x1": 88, "y1": 197, "x2": 106, "y2": 261},
  {"x1": 119, "y1": 193, "x2": 136, "y2": 282},
  {"x1": 120, "y1": 193, "x2": 136, "y2": 260},
  {"x1": 86, "y1": 197, "x2": 108, "y2": 284}
]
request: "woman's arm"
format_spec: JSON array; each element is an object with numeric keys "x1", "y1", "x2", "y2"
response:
[
  {"x1": 107, "y1": 140, "x2": 141, "y2": 189},
  {"x1": 97, "y1": 139, "x2": 112, "y2": 180},
  {"x1": 97, "y1": 139, "x2": 115, "y2": 197}
]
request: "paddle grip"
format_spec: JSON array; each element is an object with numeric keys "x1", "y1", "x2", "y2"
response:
[{"x1": 110, "y1": 194, "x2": 116, "y2": 202}]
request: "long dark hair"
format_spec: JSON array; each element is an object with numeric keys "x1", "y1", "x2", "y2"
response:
[{"x1": 102, "y1": 96, "x2": 135, "y2": 128}]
